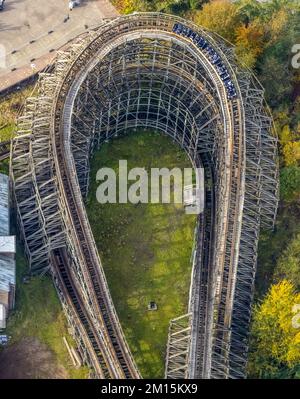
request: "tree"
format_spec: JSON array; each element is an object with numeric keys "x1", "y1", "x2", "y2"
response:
[
  {"x1": 113, "y1": 0, "x2": 137, "y2": 14},
  {"x1": 235, "y1": 0, "x2": 264, "y2": 25},
  {"x1": 279, "y1": 125, "x2": 294, "y2": 146},
  {"x1": 193, "y1": 0, "x2": 242, "y2": 42},
  {"x1": 258, "y1": 55, "x2": 293, "y2": 107},
  {"x1": 139, "y1": 0, "x2": 206, "y2": 14},
  {"x1": 248, "y1": 280, "x2": 300, "y2": 378},
  {"x1": 283, "y1": 142, "x2": 300, "y2": 167},
  {"x1": 235, "y1": 19, "x2": 264, "y2": 68},
  {"x1": 278, "y1": 125, "x2": 300, "y2": 167},
  {"x1": 280, "y1": 166, "x2": 300, "y2": 202},
  {"x1": 267, "y1": 9, "x2": 289, "y2": 43},
  {"x1": 275, "y1": 235, "x2": 300, "y2": 291}
]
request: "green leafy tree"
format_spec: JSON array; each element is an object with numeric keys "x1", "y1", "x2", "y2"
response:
[
  {"x1": 193, "y1": 0, "x2": 242, "y2": 42},
  {"x1": 275, "y1": 234, "x2": 300, "y2": 291},
  {"x1": 283, "y1": 142, "x2": 300, "y2": 166},
  {"x1": 248, "y1": 280, "x2": 300, "y2": 378},
  {"x1": 156, "y1": 0, "x2": 206, "y2": 14},
  {"x1": 235, "y1": 18, "x2": 264, "y2": 68},
  {"x1": 235, "y1": 0, "x2": 265, "y2": 24},
  {"x1": 280, "y1": 166, "x2": 300, "y2": 201},
  {"x1": 258, "y1": 55, "x2": 293, "y2": 107}
]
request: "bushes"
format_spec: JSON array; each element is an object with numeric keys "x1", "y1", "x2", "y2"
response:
[
  {"x1": 248, "y1": 280, "x2": 300, "y2": 378},
  {"x1": 280, "y1": 166, "x2": 300, "y2": 202},
  {"x1": 275, "y1": 233, "x2": 300, "y2": 291},
  {"x1": 112, "y1": 0, "x2": 206, "y2": 15},
  {"x1": 193, "y1": 0, "x2": 242, "y2": 42}
]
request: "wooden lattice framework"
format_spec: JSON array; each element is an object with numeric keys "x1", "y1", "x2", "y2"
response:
[{"x1": 10, "y1": 13, "x2": 278, "y2": 379}]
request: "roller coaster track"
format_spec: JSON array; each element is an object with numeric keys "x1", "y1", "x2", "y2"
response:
[
  {"x1": 10, "y1": 13, "x2": 278, "y2": 379},
  {"x1": 51, "y1": 112, "x2": 140, "y2": 377}
]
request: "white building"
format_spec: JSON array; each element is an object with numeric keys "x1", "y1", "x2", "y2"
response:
[{"x1": 0, "y1": 174, "x2": 16, "y2": 330}]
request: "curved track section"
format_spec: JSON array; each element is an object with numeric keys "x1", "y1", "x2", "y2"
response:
[{"x1": 10, "y1": 13, "x2": 278, "y2": 379}]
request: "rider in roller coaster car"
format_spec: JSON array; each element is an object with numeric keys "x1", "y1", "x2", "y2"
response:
[{"x1": 172, "y1": 22, "x2": 237, "y2": 100}]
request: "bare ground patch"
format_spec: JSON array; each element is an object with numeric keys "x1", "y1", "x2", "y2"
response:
[{"x1": 0, "y1": 337, "x2": 68, "y2": 379}]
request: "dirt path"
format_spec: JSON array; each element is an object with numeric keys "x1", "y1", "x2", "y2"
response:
[{"x1": 0, "y1": 337, "x2": 68, "y2": 379}]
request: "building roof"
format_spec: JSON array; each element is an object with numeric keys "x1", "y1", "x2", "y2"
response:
[
  {"x1": 0, "y1": 255, "x2": 15, "y2": 292},
  {"x1": 0, "y1": 174, "x2": 9, "y2": 236},
  {"x1": 0, "y1": 174, "x2": 15, "y2": 307},
  {"x1": 0, "y1": 236, "x2": 16, "y2": 254},
  {"x1": 0, "y1": 304, "x2": 6, "y2": 329}
]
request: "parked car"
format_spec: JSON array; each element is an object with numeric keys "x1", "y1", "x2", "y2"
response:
[
  {"x1": 69, "y1": 0, "x2": 80, "y2": 10},
  {"x1": 0, "y1": 335, "x2": 9, "y2": 345}
]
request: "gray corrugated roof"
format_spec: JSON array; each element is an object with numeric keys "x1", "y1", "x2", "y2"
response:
[
  {"x1": 0, "y1": 174, "x2": 9, "y2": 236},
  {"x1": 0, "y1": 304, "x2": 6, "y2": 329},
  {"x1": 0, "y1": 174, "x2": 15, "y2": 295},
  {"x1": 0, "y1": 236, "x2": 16, "y2": 254},
  {"x1": 0, "y1": 255, "x2": 15, "y2": 292}
]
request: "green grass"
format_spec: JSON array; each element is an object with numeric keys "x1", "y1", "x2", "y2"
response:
[
  {"x1": 6, "y1": 244, "x2": 89, "y2": 379},
  {"x1": 0, "y1": 124, "x2": 15, "y2": 141},
  {"x1": 0, "y1": 85, "x2": 36, "y2": 141},
  {"x1": 0, "y1": 159, "x2": 9, "y2": 175},
  {"x1": 0, "y1": 85, "x2": 90, "y2": 379},
  {"x1": 86, "y1": 130, "x2": 196, "y2": 378},
  {"x1": 0, "y1": 86, "x2": 37, "y2": 175}
]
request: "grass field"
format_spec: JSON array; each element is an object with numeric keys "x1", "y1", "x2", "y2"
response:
[
  {"x1": 86, "y1": 130, "x2": 196, "y2": 378},
  {"x1": 0, "y1": 85, "x2": 36, "y2": 141},
  {"x1": 4, "y1": 244, "x2": 89, "y2": 379},
  {"x1": 0, "y1": 85, "x2": 89, "y2": 378},
  {"x1": 0, "y1": 158, "x2": 9, "y2": 175},
  {"x1": 0, "y1": 86, "x2": 37, "y2": 176}
]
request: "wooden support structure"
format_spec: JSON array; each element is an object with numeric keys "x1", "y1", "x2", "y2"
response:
[
  {"x1": 165, "y1": 313, "x2": 192, "y2": 379},
  {"x1": 10, "y1": 13, "x2": 278, "y2": 379}
]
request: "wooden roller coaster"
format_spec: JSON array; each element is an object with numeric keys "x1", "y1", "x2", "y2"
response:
[{"x1": 10, "y1": 13, "x2": 278, "y2": 379}]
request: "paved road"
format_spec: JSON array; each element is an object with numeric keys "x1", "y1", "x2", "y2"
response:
[{"x1": 0, "y1": 0, "x2": 118, "y2": 91}]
